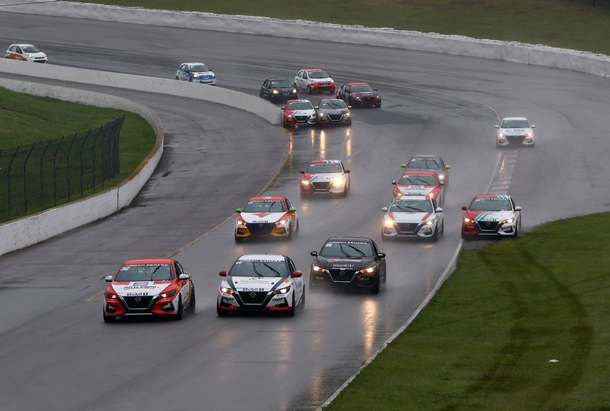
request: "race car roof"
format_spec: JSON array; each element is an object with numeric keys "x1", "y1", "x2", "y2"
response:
[
  {"x1": 348, "y1": 82, "x2": 370, "y2": 85},
  {"x1": 325, "y1": 236, "x2": 373, "y2": 243},
  {"x1": 472, "y1": 194, "x2": 513, "y2": 200},
  {"x1": 309, "y1": 159, "x2": 341, "y2": 164},
  {"x1": 122, "y1": 258, "x2": 173, "y2": 265},
  {"x1": 238, "y1": 254, "x2": 286, "y2": 262},
  {"x1": 246, "y1": 196, "x2": 287, "y2": 202}
]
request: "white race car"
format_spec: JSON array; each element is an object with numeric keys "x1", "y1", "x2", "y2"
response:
[
  {"x1": 217, "y1": 254, "x2": 305, "y2": 316},
  {"x1": 234, "y1": 196, "x2": 298, "y2": 242},
  {"x1": 294, "y1": 69, "x2": 335, "y2": 93},
  {"x1": 495, "y1": 117, "x2": 536, "y2": 147},
  {"x1": 462, "y1": 194, "x2": 522, "y2": 239},
  {"x1": 5, "y1": 43, "x2": 47, "y2": 63},
  {"x1": 175, "y1": 62, "x2": 216, "y2": 85},
  {"x1": 300, "y1": 159, "x2": 351, "y2": 197},
  {"x1": 282, "y1": 99, "x2": 317, "y2": 126},
  {"x1": 382, "y1": 196, "x2": 444, "y2": 241}
]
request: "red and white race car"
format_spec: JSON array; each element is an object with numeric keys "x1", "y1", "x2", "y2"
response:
[
  {"x1": 4, "y1": 43, "x2": 47, "y2": 63},
  {"x1": 391, "y1": 170, "x2": 444, "y2": 205},
  {"x1": 282, "y1": 99, "x2": 317, "y2": 126},
  {"x1": 102, "y1": 258, "x2": 195, "y2": 322},
  {"x1": 294, "y1": 69, "x2": 335, "y2": 93},
  {"x1": 461, "y1": 194, "x2": 522, "y2": 239},
  {"x1": 300, "y1": 160, "x2": 350, "y2": 197},
  {"x1": 235, "y1": 196, "x2": 298, "y2": 242}
]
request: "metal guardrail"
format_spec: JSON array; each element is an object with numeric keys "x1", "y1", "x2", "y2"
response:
[{"x1": 0, "y1": 116, "x2": 124, "y2": 222}]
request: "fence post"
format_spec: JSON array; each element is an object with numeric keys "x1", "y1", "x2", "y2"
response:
[
  {"x1": 7, "y1": 146, "x2": 21, "y2": 220},
  {"x1": 66, "y1": 134, "x2": 78, "y2": 202},
  {"x1": 39, "y1": 139, "x2": 52, "y2": 211},
  {"x1": 52, "y1": 136, "x2": 64, "y2": 207}
]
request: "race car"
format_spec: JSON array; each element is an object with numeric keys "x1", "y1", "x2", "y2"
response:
[
  {"x1": 495, "y1": 117, "x2": 536, "y2": 147},
  {"x1": 336, "y1": 82, "x2": 381, "y2": 108},
  {"x1": 381, "y1": 196, "x2": 444, "y2": 241},
  {"x1": 294, "y1": 69, "x2": 335, "y2": 93},
  {"x1": 391, "y1": 170, "x2": 444, "y2": 205},
  {"x1": 216, "y1": 254, "x2": 305, "y2": 316},
  {"x1": 282, "y1": 99, "x2": 317, "y2": 126},
  {"x1": 5, "y1": 44, "x2": 47, "y2": 63},
  {"x1": 316, "y1": 99, "x2": 351, "y2": 125},
  {"x1": 260, "y1": 78, "x2": 298, "y2": 101},
  {"x1": 102, "y1": 258, "x2": 195, "y2": 322},
  {"x1": 402, "y1": 154, "x2": 450, "y2": 185},
  {"x1": 300, "y1": 159, "x2": 351, "y2": 197},
  {"x1": 234, "y1": 196, "x2": 298, "y2": 242},
  {"x1": 175, "y1": 62, "x2": 216, "y2": 85},
  {"x1": 461, "y1": 194, "x2": 522, "y2": 239},
  {"x1": 310, "y1": 237, "x2": 387, "y2": 293}
]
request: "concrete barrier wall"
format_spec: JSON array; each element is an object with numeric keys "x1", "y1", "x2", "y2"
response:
[
  {"x1": 4, "y1": 1, "x2": 610, "y2": 78},
  {"x1": 0, "y1": 76, "x2": 165, "y2": 256}
]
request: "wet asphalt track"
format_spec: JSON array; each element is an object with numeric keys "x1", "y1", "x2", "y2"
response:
[{"x1": 1, "y1": 9, "x2": 610, "y2": 411}]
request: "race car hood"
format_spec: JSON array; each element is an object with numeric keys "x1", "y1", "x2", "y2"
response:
[
  {"x1": 314, "y1": 257, "x2": 376, "y2": 271},
  {"x1": 318, "y1": 108, "x2": 348, "y2": 115},
  {"x1": 240, "y1": 212, "x2": 287, "y2": 223},
  {"x1": 351, "y1": 91, "x2": 379, "y2": 98},
  {"x1": 303, "y1": 172, "x2": 344, "y2": 182},
  {"x1": 192, "y1": 71, "x2": 213, "y2": 76},
  {"x1": 397, "y1": 185, "x2": 434, "y2": 196},
  {"x1": 285, "y1": 109, "x2": 315, "y2": 116},
  {"x1": 465, "y1": 210, "x2": 516, "y2": 222},
  {"x1": 111, "y1": 281, "x2": 172, "y2": 297},
  {"x1": 227, "y1": 277, "x2": 289, "y2": 292},
  {"x1": 499, "y1": 127, "x2": 533, "y2": 136},
  {"x1": 386, "y1": 211, "x2": 432, "y2": 223}
]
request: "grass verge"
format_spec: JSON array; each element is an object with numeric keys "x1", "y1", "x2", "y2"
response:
[
  {"x1": 71, "y1": 0, "x2": 610, "y2": 55},
  {"x1": 326, "y1": 213, "x2": 610, "y2": 410}
]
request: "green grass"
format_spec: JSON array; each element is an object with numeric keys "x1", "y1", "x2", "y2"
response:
[
  {"x1": 326, "y1": 213, "x2": 610, "y2": 410},
  {"x1": 0, "y1": 86, "x2": 156, "y2": 221},
  {"x1": 71, "y1": 0, "x2": 610, "y2": 55}
]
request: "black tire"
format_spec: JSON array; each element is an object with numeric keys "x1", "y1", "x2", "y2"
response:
[
  {"x1": 370, "y1": 278, "x2": 380, "y2": 294},
  {"x1": 375, "y1": 102, "x2": 381, "y2": 108},
  {"x1": 235, "y1": 234, "x2": 244, "y2": 243},
  {"x1": 287, "y1": 223, "x2": 293, "y2": 240},
  {"x1": 513, "y1": 225, "x2": 519, "y2": 238},
  {"x1": 307, "y1": 85, "x2": 312, "y2": 94},
  {"x1": 188, "y1": 78, "x2": 192, "y2": 83},
  {"x1": 300, "y1": 288, "x2": 306, "y2": 309},
  {"x1": 103, "y1": 312, "x2": 116, "y2": 323},
  {"x1": 309, "y1": 276, "x2": 320, "y2": 292},
  {"x1": 175, "y1": 76, "x2": 179, "y2": 80},
  {"x1": 287, "y1": 293, "x2": 296, "y2": 316},
  {"x1": 431, "y1": 227, "x2": 439, "y2": 242},
  {"x1": 174, "y1": 299, "x2": 184, "y2": 321},
  {"x1": 217, "y1": 305, "x2": 230, "y2": 317},
  {"x1": 188, "y1": 287, "x2": 196, "y2": 314},
  {"x1": 440, "y1": 221, "x2": 445, "y2": 237},
  {"x1": 293, "y1": 82, "x2": 298, "y2": 90}
]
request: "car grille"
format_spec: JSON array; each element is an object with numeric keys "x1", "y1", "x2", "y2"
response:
[
  {"x1": 238, "y1": 291, "x2": 268, "y2": 304},
  {"x1": 124, "y1": 296, "x2": 154, "y2": 309},
  {"x1": 312, "y1": 181, "x2": 331, "y2": 191},
  {"x1": 294, "y1": 115, "x2": 309, "y2": 122},
  {"x1": 507, "y1": 135, "x2": 526, "y2": 144},
  {"x1": 476, "y1": 221, "x2": 500, "y2": 232},
  {"x1": 329, "y1": 114, "x2": 342, "y2": 121},
  {"x1": 397, "y1": 223, "x2": 420, "y2": 233},
  {"x1": 247, "y1": 222, "x2": 275, "y2": 235},
  {"x1": 317, "y1": 86, "x2": 333, "y2": 91},
  {"x1": 328, "y1": 269, "x2": 357, "y2": 283},
  {"x1": 363, "y1": 96, "x2": 376, "y2": 103}
]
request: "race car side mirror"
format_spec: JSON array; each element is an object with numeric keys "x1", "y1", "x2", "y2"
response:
[
  {"x1": 495, "y1": 125, "x2": 500, "y2": 129},
  {"x1": 515, "y1": 206, "x2": 522, "y2": 211},
  {"x1": 314, "y1": 106, "x2": 319, "y2": 109},
  {"x1": 219, "y1": 270, "x2": 227, "y2": 277},
  {"x1": 310, "y1": 251, "x2": 318, "y2": 257},
  {"x1": 401, "y1": 164, "x2": 406, "y2": 168},
  {"x1": 300, "y1": 170, "x2": 305, "y2": 174},
  {"x1": 289, "y1": 207, "x2": 296, "y2": 212},
  {"x1": 440, "y1": 181, "x2": 445, "y2": 185},
  {"x1": 345, "y1": 169, "x2": 350, "y2": 173},
  {"x1": 292, "y1": 271, "x2": 303, "y2": 278},
  {"x1": 436, "y1": 207, "x2": 443, "y2": 213},
  {"x1": 104, "y1": 276, "x2": 113, "y2": 282},
  {"x1": 377, "y1": 253, "x2": 386, "y2": 258},
  {"x1": 445, "y1": 165, "x2": 451, "y2": 169},
  {"x1": 382, "y1": 207, "x2": 388, "y2": 212},
  {"x1": 391, "y1": 181, "x2": 397, "y2": 185},
  {"x1": 531, "y1": 125, "x2": 536, "y2": 128},
  {"x1": 281, "y1": 107, "x2": 285, "y2": 110},
  {"x1": 178, "y1": 274, "x2": 190, "y2": 280},
  {"x1": 461, "y1": 206, "x2": 468, "y2": 210},
  {"x1": 235, "y1": 208, "x2": 241, "y2": 213}
]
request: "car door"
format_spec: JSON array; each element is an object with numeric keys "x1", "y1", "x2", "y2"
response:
[
  {"x1": 287, "y1": 257, "x2": 303, "y2": 301},
  {"x1": 284, "y1": 198, "x2": 297, "y2": 232},
  {"x1": 174, "y1": 261, "x2": 190, "y2": 304},
  {"x1": 14, "y1": 46, "x2": 24, "y2": 60},
  {"x1": 261, "y1": 80, "x2": 270, "y2": 98}
]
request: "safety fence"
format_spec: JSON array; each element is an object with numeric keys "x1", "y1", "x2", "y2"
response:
[{"x1": 0, "y1": 116, "x2": 124, "y2": 223}]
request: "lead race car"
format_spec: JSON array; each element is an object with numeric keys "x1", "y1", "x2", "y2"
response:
[
  {"x1": 461, "y1": 194, "x2": 522, "y2": 239},
  {"x1": 216, "y1": 254, "x2": 305, "y2": 316},
  {"x1": 382, "y1": 195, "x2": 444, "y2": 241},
  {"x1": 175, "y1": 62, "x2": 216, "y2": 85},
  {"x1": 495, "y1": 117, "x2": 536, "y2": 147},
  {"x1": 102, "y1": 258, "x2": 195, "y2": 322},
  {"x1": 234, "y1": 196, "x2": 298, "y2": 242},
  {"x1": 300, "y1": 159, "x2": 351, "y2": 197}
]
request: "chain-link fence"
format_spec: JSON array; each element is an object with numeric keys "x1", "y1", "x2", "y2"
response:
[{"x1": 0, "y1": 116, "x2": 124, "y2": 223}]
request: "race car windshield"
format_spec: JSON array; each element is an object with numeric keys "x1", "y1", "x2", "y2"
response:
[
  {"x1": 408, "y1": 158, "x2": 441, "y2": 170},
  {"x1": 319, "y1": 100, "x2": 347, "y2": 109},
  {"x1": 243, "y1": 201, "x2": 286, "y2": 213},
  {"x1": 501, "y1": 119, "x2": 530, "y2": 128},
  {"x1": 21, "y1": 45, "x2": 41, "y2": 53},
  {"x1": 308, "y1": 71, "x2": 329, "y2": 79},
  {"x1": 115, "y1": 264, "x2": 173, "y2": 281},
  {"x1": 350, "y1": 84, "x2": 374, "y2": 92},
  {"x1": 470, "y1": 198, "x2": 512, "y2": 211},
  {"x1": 399, "y1": 175, "x2": 437, "y2": 186},
  {"x1": 306, "y1": 163, "x2": 343, "y2": 173},
  {"x1": 391, "y1": 200, "x2": 433, "y2": 212},
  {"x1": 190, "y1": 64, "x2": 210, "y2": 72},
  {"x1": 271, "y1": 80, "x2": 292, "y2": 87},
  {"x1": 286, "y1": 102, "x2": 314, "y2": 110},
  {"x1": 229, "y1": 260, "x2": 288, "y2": 277},
  {"x1": 320, "y1": 242, "x2": 374, "y2": 258}
]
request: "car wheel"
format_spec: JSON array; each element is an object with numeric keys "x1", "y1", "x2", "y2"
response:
[
  {"x1": 370, "y1": 278, "x2": 380, "y2": 294},
  {"x1": 287, "y1": 293, "x2": 296, "y2": 316},
  {"x1": 103, "y1": 311, "x2": 116, "y2": 323},
  {"x1": 341, "y1": 186, "x2": 348, "y2": 197},
  {"x1": 217, "y1": 305, "x2": 230, "y2": 317},
  {"x1": 309, "y1": 275, "x2": 320, "y2": 292},
  {"x1": 300, "y1": 287, "x2": 306, "y2": 308},
  {"x1": 174, "y1": 299, "x2": 184, "y2": 321},
  {"x1": 513, "y1": 225, "x2": 519, "y2": 238},
  {"x1": 440, "y1": 221, "x2": 445, "y2": 237},
  {"x1": 375, "y1": 102, "x2": 381, "y2": 108},
  {"x1": 260, "y1": 90, "x2": 265, "y2": 99},
  {"x1": 175, "y1": 76, "x2": 179, "y2": 80},
  {"x1": 188, "y1": 78, "x2": 192, "y2": 83},
  {"x1": 235, "y1": 234, "x2": 244, "y2": 243},
  {"x1": 188, "y1": 287, "x2": 196, "y2": 314},
  {"x1": 307, "y1": 85, "x2": 312, "y2": 94}
]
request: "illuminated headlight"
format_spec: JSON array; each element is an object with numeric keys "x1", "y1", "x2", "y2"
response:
[
  {"x1": 330, "y1": 79, "x2": 335, "y2": 83},
  {"x1": 220, "y1": 286, "x2": 235, "y2": 294},
  {"x1": 384, "y1": 218, "x2": 394, "y2": 227},
  {"x1": 193, "y1": 74, "x2": 200, "y2": 78},
  {"x1": 286, "y1": 114, "x2": 293, "y2": 119},
  {"x1": 498, "y1": 133, "x2": 506, "y2": 138},
  {"x1": 526, "y1": 132, "x2": 534, "y2": 137},
  {"x1": 428, "y1": 192, "x2": 438, "y2": 198},
  {"x1": 209, "y1": 72, "x2": 215, "y2": 76},
  {"x1": 319, "y1": 114, "x2": 328, "y2": 119},
  {"x1": 26, "y1": 54, "x2": 34, "y2": 58},
  {"x1": 425, "y1": 219, "x2": 434, "y2": 225},
  {"x1": 160, "y1": 289, "x2": 177, "y2": 298},
  {"x1": 275, "y1": 219, "x2": 289, "y2": 227},
  {"x1": 332, "y1": 177, "x2": 345, "y2": 186},
  {"x1": 301, "y1": 180, "x2": 310, "y2": 186},
  {"x1": 309, "y1": 114, "x2": 316, "y2": 119},
  {"x1": 503, "y1": 218, "x2": 514, "y2": 224},
  {"x1": 360, "y1": 267, "x2": 375, "y2": 274},
  {"x1": 464, "y1": 217, "x2": 473, "y2": 223},
  {"x1": 105, "y1": 290, "x2": 117, "y2": 299},
  {"x1": 292, "y1": 89, "x2": 297, "y2": 93},
  {"x1": 312, "y1": 264, "x2": 326, "y2": 273},
  {"x1": 438, "y1": 174, "x2": 445, "y2": 180},
  {"x1": 274, "y1": 285, "x2": 291, "y2": 295},
  {"x1": 273, "y1": 90, "x2": 279, "y2": 94},
  {"x1": 395, "y1": 191, "x2": 403, "y2": 197},
  {"x1": 237, "y1": 220, "x2": 246, "y2": 226},
  {"x1": 344, "y1": 113, "x2": 350, "y2": 117}
]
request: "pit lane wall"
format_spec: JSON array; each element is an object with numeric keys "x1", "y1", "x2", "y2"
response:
[{"x1": 4, "y1": 1, "x2": 610, "y2": 78}]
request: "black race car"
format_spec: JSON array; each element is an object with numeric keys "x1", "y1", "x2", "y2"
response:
[
  {"x1": 260, "y1": 78, "x2": 298, "y2": 101},
  {"x1": 402, "y1": 154, "x2": 450, "y2": 185},
  {"x1": 310, "y1": 237, "x2": 386, "y2": 293}
]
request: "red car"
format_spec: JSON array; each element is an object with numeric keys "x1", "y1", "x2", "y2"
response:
[
  {"x1": 282, "y1": 99, "x2": 317, "y2": 126},
  {"x1": 235, "y1": 196, "x2": 298, "y2": 242},
  {"x1": 461, "y1": 194, "x2": 522, "y2": 239},
  {"x1": 300, "y1": 160, "x2": 350, "y2": 197},
  {"x1": 336, "y1": 82, "x2": 381, "y2": 107},
  {"x1": 102, "y1": 258, "x2": 195, "y2": 322},
  {"x1": 391, "y1": 170, "x2": 444, "y2": 204}
]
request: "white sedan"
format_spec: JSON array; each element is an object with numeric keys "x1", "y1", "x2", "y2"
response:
[
  {"x1": 496, "y1": 117, "x2": 536, "y2": 147},
  {"x1": 5, "y1": 44, "x2": 47, "y2": 63},
  {"x1": 382, "y1": 196, "x2": 444, "y2": 241}
]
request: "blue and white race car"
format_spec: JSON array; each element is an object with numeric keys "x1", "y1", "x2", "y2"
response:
[
  {"x1": 216, "y1": 254, "x2": 305, "y2": 316},
  {"x1": 382, "y1": 195, "x2": 444, "y2": 241},
  {"x1": 175, "y1": 62, "x2": 216, "y2": 85},
  {"x1": 495, "y1": 117, "x2": 536, "y2": 147}
]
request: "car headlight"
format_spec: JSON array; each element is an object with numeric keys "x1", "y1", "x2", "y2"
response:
[
  {"x1": 330, "y1": 79, "x2": 334, "y2": 83},
  {"x1": 498, "y1": 133, "x2": 506, "y2": 138},
  {"x1": 301, "y1": 179, "x2": 310, "y2": 186},
  {"x1": 105, "y1": 290, "x2": 117, "y2": 299},
  {"x1": 237, "y1": 220, "x2": 246, "y2": 226},
  {"x1": 332, "y1": 177, "x2": 345, "y2": 186},
  {"x1": 312, "y1": 264, "x2": 326, "y2": 273},
  {"x1": 273, "y1": 90, "x2": 279, "y2": 94},
  {"x1": 220, "y1": 286, "x2": 235, "y2": 294},
  {"x1": 464, "y1": 217, "x2": 473, "y2": 223},
  {"x1": 309, "y1": 114, "x2": 316, "y2": 119},
  {"x1": 428, "y1": 191, "x2": 438, "y2": 198},
  {"x1": 384, "y1": 218, "x2": 394, "y2": 227},
  {"x1": 160, "y1": 288, "x2": 177, "y2": 298},
  {"x1": 503, "y1": 218, "x2": 514, "y2": 224},
  {"x1": 344, "y1": 113, "x2": 350, "y2": 117},
  {"x1": 26, "y1": 54, "x2": 34, "y2": 58},
  {"x1": 526, "y1": 132, "x2": 534, "y2": 138},
  {"x1": 425, "y1": 219, "x2": 434, "y2": 225},
  {"x1": 359, "y1": 267, "x2": 375, "y2": 274},
  {"x1": 275, "y1": 219, "x2": 289, "y2": 227},
  {"x1": 292, "y1": 89, "x2": 297, "y2": 93},
  {"x1": 438, "y1": 174, "x2": 445, "y2": 180},
  {"x1": 274, "y1": 285, "x2": 291, "y2": 295},
  {"x1": 209, "y1": 72, "x2": 215, "y2": 76}
]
